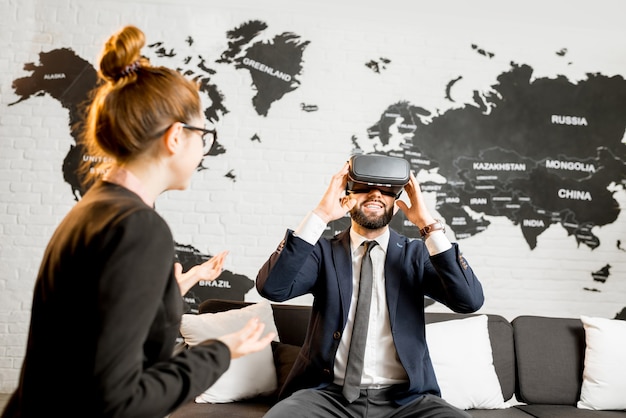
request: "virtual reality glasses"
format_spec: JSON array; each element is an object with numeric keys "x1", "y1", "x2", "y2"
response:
[{"x1": 346, "y1": 154, "x2": 410, "y2": 198}]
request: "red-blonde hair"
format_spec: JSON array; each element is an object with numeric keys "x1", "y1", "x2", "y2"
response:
[{"x1": 80, "y1": 25, "x2": 201, "y2": 188}]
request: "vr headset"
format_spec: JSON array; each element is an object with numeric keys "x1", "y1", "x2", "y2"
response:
[{"x1": 346, "y1": 154, "x2": 410, "y2": 199}]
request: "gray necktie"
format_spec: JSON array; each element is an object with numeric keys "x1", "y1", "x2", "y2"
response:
[{"x1": 342, "y1": 240, "x2": 378, "y2": 402}]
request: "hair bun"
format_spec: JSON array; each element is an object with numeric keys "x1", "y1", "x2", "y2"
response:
[{"x1": 99, "y1": 25, "x2": 146, "y2": 82}]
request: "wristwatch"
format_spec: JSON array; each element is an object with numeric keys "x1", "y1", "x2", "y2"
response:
[{"x1": 419, "y1": 219, "x2": 445, "y2": 239}]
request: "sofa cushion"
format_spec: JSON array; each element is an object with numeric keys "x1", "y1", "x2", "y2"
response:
[
  {"x1": 180, "y1": 301, "x2": 279, "y2": 403},
  {"x1": 426, "y1": 315, "x2": 509, "y2": 410},
  {"x1": 577, "y1": 315, "x2": 626, "y2": 411},
  {"x1": 517, "y1": 404, "x2": 626, "y2": 417},
  {"x1": 512, "y1": 315, "x2": 585, "y2": 405},
  {"x1": 272, "y1": 341, "x2": 301, "y2": 396},
  {"x1": 471, "y1": 407, "x2": 537, "y2": 417},
  {"x1": 198, "y1": 299, "x2": 307, "y2": 398},
  {"x1": 425, "y1": 313, "x2": 515, "y2": 402},
  {"x1": 170, "y1": 398, "x2": 271, "y2": 418}
]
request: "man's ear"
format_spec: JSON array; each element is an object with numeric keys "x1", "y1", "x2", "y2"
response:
[{"x1": 163, "y1": 123, "x2": 183, "y2": 155}]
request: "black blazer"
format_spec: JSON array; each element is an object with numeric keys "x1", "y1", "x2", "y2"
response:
[
  {"x1": 3, "y1": 182, "x2": 230, "y2": 418},
  {"x1": 257, "y1": 227, "x2": 484, "y2": 405}
]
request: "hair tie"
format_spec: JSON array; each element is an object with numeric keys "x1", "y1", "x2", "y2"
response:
[{"x1": 118, "y1": 60, "x2": 141, "y2": 78}]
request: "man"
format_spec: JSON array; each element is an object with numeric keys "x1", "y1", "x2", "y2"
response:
[{"x1": 257, "y1": 155, "x2": 484, "y2": 417}]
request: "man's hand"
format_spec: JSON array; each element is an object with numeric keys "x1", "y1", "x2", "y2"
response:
[
  {"x1": 313, "y1": 162, "x2": 356, "y2": 224},
  {"x1": 175, "y1": 250, "x2": 229, "y2": 296},
  {"x1": 217, "y1": 317, "x2": 276, "y2": 359},
  {"x1": 395, "y1": 172, "x2": 436, "y2": 229}
]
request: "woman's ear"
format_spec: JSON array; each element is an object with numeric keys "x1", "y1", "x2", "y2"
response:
[{"x1": 163, "y1": 123, "x2": 183, "y2": 155}]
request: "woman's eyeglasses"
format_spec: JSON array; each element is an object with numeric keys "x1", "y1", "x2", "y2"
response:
[{"x1": 181, "y1": 123, "x2": 217, "y2": 155}]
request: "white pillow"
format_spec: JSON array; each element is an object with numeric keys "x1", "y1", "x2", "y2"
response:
[
  {"x1": 180, "y1": 300, "x2": 280, "y2": 403},
  {"x1": 577, "y1": 315, "x2": 626, "y2": 411},
  {"x1": 426, "y1": 315, "x2": 509, "y2": 410}
]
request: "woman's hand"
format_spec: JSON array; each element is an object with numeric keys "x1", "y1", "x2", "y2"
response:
[
  {"x1": 217, "y1": 317, "x2": 276, "y2": 359},
  {"x1": 175, "y1": 250, "x2": 229, "y2": 296}
]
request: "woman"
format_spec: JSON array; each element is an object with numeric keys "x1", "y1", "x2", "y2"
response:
[{"x1": 1, "y1": 25, "x2": 274, "y2": 418}]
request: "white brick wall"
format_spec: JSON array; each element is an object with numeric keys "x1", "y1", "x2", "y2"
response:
[{"x1": 1, "y1": 0, "x2": 625, "y2": 393}]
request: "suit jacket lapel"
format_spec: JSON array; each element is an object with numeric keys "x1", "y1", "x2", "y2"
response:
[
  {"x1": 385, "y1": 229, "x2": 404, "y2": 326},
  {"x1": 332, "y1": 229, "x2": 353, "y2": 323}
]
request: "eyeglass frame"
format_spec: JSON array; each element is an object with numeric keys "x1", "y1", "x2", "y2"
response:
[{"x1": 180, "y1": 123, "x2": 217, "y2": 155}]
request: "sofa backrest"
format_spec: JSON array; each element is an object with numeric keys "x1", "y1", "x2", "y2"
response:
[
  {"x1": 512, "y1": 315, "x2": 585, "y2": 405},
  {"x1": 425, "y1": 312, "x2": 516, "y2": 403}
]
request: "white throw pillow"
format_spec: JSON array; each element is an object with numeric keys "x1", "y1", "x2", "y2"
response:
[
  {"x1": 577, "y1": 315, "x2": 626, "y2": 411},
  {"x1": 180, "y1": 300, "x2": 279, "y2": 403},
  {"x1": 426, "y1": 315, "x2": 509, "y2": 410}
]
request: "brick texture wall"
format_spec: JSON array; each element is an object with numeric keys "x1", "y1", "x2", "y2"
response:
[{"x1": 1, "y1": 0, "x2": 625, "y2": 393}]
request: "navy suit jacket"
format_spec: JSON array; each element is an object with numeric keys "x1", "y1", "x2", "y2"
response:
[{"x1": 256, "y1": 227, "x2": 484, "y2": 405}]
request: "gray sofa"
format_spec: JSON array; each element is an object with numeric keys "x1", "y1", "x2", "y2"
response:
[{"x1": 170, "y1": 300, "x2": 626, "y2": 418}]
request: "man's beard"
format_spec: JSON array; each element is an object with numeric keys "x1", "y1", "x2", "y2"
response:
[{"x1": 350, "y1": 201, "x2": 394, "y2": 230}]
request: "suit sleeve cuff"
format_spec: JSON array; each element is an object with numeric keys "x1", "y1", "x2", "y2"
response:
[
  {"x1": 294, "y1": 211, "x2": 326, "y2": 245},
  {"x1": 425, "y1": 230, "x2": 452, "y2": 255}
]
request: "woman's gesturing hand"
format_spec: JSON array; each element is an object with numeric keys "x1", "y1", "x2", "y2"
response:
[
  {"x1": 218, "y1": 317, "x2": 276, "y2": 359},
  {"x1": 175, "y1": 250, "x2": 229, "y2": 296}
]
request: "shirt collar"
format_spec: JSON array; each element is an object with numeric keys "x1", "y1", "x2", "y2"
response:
[{"x1": 349, "y1": 227, "x2": 389, "y2": 255}]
